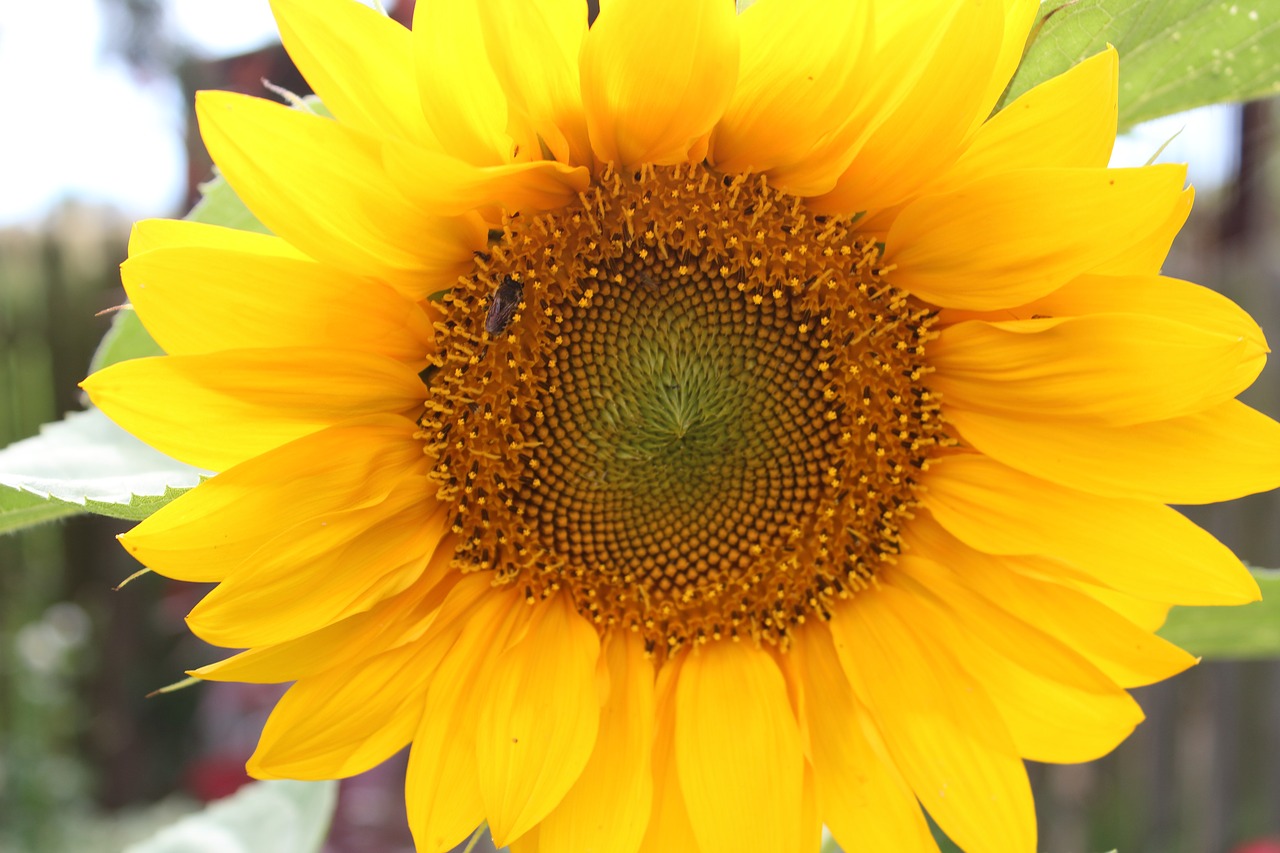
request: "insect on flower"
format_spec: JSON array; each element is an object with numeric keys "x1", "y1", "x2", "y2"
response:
[{"x1": 485, "y1": 275, "x2": 523, "y2": 336}]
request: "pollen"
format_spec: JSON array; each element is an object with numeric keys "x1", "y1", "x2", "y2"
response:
[{"x1": 420, "y1": 163, "x2": 945, "y2": 656}]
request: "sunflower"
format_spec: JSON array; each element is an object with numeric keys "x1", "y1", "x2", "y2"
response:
[{"x1": 82, "y1": 0, "x2": 1280, "y2": 850}]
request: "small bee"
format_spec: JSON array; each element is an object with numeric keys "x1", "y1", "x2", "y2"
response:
[{"x1": 485, "y1": 275, "x2": 523, "y2": 336}]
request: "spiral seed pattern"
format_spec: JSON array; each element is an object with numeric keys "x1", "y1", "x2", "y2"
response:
[{"x1": 420, "y1": 163, "x2": 946, "y2": 655}]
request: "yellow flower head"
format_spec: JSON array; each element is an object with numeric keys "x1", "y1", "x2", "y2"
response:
[{"x1": 83, "y1": 0, "x2": 1280, "y2": 851}]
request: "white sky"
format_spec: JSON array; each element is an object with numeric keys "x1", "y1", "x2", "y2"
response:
[{"x1": 0, "y1": 0, "x2": 1241, "y2": 229}]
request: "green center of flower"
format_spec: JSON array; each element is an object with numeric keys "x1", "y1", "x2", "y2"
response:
[{"x1": 420, "y1": 164, "x2": 945, "y2": 655}]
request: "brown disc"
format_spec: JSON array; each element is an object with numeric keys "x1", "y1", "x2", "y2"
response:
[{"x1": 420, "y1": 163, "x2": 946, "y2": 656}]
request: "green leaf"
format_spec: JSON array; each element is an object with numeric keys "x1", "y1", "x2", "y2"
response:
[
  {"x1": 0, "y1": 486, "x2": 86, "y2": 533},
  {"x1": 88, "y1": 307, "x2": 163, "y2": 373},
  {"x1": 0, "y1": 409, "x2": 208, "y2": 534},
  {"x1": 1158, "y1": 568, "x2": 1280, "y2": 658},
  {"x1": 81, "y1": 486, "x2": 201, "y2": 522},
  {"x1": 123, "y1": 780, "x2": 339, "y2": 853},
  {"x1": 186, "y1": 167, "x2": 271, "y2": 234},
  {"x1": 1003, "y1": 0, "x2": 1280, "y2": 130}
]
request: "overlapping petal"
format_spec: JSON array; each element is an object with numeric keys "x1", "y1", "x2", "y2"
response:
[
  {"x1": 831, "y1": 588, "x2": 1037, "y2": 853},
  {"x1": 931, "y1": 313, "x2": 1265, "y2": 425},
  {"x1": 83, "y1": 348, "x2": 424, "y2": 471},
  {"x1": 581, "y1": 0, "x2": 739, "y2": 167},
  {"x1": 407, "y1": 580, "x2": 529, "y2": 853},
  {"x1": 789, "y1": 626, "x2": 938, "y2": 853},
  {"x1": 884, "y1": 165, "x2": 1189, "y2": 309},
  {"x1": 123, "y1": 237, "x2": 434, "y2": 362},
  {"x1": 675, "y1": 642, "x2": 805, "y2": 853},
  {"x1": 947, "y1": 400, "x2": 1280, "y2": 504},
  {"x1": 185, "y1": 479, "x2": 449, "y2": 648},
  {"x1": 887, "y1": 560, "x2": 1145, "y2": 763},
  {"x1": 804, "y1": 0, "x2": 1005, "y2": 211},
  {"x1": 925, "y1": 454, "x2": 1261, "y2": 605},
  {"x1": 245, "y1": 549, "x2": 458, "y2": 780},
  {"x1": 538, "y1": 631, "x2": 654, "y2": 853},
  {"x1": 476, "y1": 0, "x2": 591, "y2": 167},
  {"x1": 477, "y1": 594, "x2": 602, "y2": 846},
  {"x1": 270, "y1": 0, "x2": 437, "y2": 146},
  {"x1": 942, "y1": 48, "x2": 1119, "y2": 190},
  {"x1": 709, "y1": 0, "x2": 870, "y2": 178},
  {"x1": 193, "y1": 560, "x2": 457, "y2": 684},
  {"x1": 636, "y1": 659, "x2": 700, "y2": 853},
  {"x1": 196, "y1": 90, "x2": 485, "y2": 295},
  {"x1": 411, "y1": 0, "x2": 532, "y2": 166},
  {"x1": 903, "y1": 514, "x2": 1196, "y2": 687},
  {"x1": 117, "y1": 416, "x2": 426, "y2": 582}
]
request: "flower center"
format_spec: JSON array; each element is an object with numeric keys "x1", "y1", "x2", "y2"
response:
[{"x1": 420, "y1": 164, "x2": 945, "y2": 655}]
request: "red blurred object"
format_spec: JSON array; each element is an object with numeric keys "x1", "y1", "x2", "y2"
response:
[
  {"x1": 183, "y1": 755, "x2": 252, "y2": 802},
  {"x1": 1232, "y1": 840, "x2": 1280, "y2": 853}
]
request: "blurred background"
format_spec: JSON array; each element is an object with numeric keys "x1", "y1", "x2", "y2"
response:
[{"x1": 1, "y1": 1, "x2": 1278, "y2": 851}]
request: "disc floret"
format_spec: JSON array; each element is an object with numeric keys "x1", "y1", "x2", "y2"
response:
[{"x1": 421, "y1": 164, "x2": 945, "y2": 655}]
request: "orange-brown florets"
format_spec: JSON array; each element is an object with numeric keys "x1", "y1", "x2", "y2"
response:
[{"x1": 420, "y1": 163, "x2": 945, "y2": 655}]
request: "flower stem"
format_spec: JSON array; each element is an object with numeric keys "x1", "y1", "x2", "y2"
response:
[{"x1": 462, "y1": 824, "x2": 487, "y2": 853}]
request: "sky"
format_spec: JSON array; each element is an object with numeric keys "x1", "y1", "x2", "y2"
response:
[
  {"x1": 0, "y1": 0, "x2": 280, "y2": 227},
  {"x1": 0, "y1": 0, "x2": 1243, "y2": 229}
]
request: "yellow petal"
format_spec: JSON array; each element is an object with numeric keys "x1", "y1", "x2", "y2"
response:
[
  {"x1": 1014, "y1": 273, "x2": 1268, "y2": 350},
  {"x1": 902, "y1": 514, "x2": 1195, "y2": 687},
  {"x1": 124, "y1": 245, "x2": 432, "y2": 362},
  {"x1": 195, "y1": 90, "x2": 486, "y2": 297},
  {"x1": 830, "y1": 588, "x2": 1036, "y2": 853},
  {"x1": 246, "y1": 564, "x2": 478, "y2": 784},
  {"x1": 243, "y1": 564, "x2": 463, "y2": 780},
  {"x1": 789, "y1": 625, "x2": 939, "y2": 853},
  {"x1": 938, "y1": 271, "x2": 1269, "y2": 368},
  {"x1": 269, "y1": 0, "x2": 437, "y2": 146},
  {"x1": 675, "y1": 642, "x2": 805, "y2": 853},
  {"x1": 807, "y1": 0, "x2": 1004, "y2": 212},
  {"x1": 798, "y1": 767, "x2": 823, "y2": 853},
  {"x1": 407, "y1": 581, "x2": 529, "y2": 853},
  {"x1": 193, "y1": 558, "x2": 457, "y2": 684},
  {"x1": 912, "y1": 530, "x2": 1177, "y2": 633},
  {"x1": 884, "y1": 165, "x2": 1188, "y2": 309},
  {"x1": 83, "y1": 348, "x2": 423, "y2": 471},
  {"x1": 508, "y1": 829, "x2": 539, "y2": 853},
  {"x1": 478, "y1": 594, "x2": 602, "y2": 846},
  {"x1": 948, "y1": 400, "x2": 1280, "y2": 504},
  {"x1": 974, "y1": 0, "x2": 1041, "y2": 130},
  {"x1": 477, "y1": 0, "x2": 591, "y2": 166},
  {"x1": 637, "y1": 656, "x2": 701, "y2": 853},
  {"x1": 248, "y1": 663, "x2": 422, "y2": 780},
  {"x1": 709, "y1": 0, "x2": 870, "y2": 178},
  {"x1": 943, "y1": 48, "x2": 1118, "y2": 189},
  {"x1": 931, "y1": 314, "x2": 1266, "y2": 426},
  {"x1": 1070, "y1": 582, "x2": 1174, "y2": 632},
  {"x1": 580, "y1": 0, "x2": 739, "y2": 167},
  {"x1": 539, "y1": 631, "x2": 654, "y2": 853},
  {"x1": 118, "y1": 416, "x2": 424, "y2": 581},
  {"x1": 887, "y1": 559, "x2": 1145, "y2": 764},
  {"x1": 383, "y1": 136, "x2": 589, "y2": 216},
  {"x1": 185, "y1": 480, "x2": 448, "y2": 648},
  {"x1": 411, "y1": 0, "x2": 531, "y2": 166},
  {"x1": 925, "y1": 454, "x2": 1261, "y2": 605},
  {"x1": 126, "y1": 218, "x2": 306, "y2": 258},
  {"x1": 1093, "y1": 187, "x2": 1194, "y2": 275}
]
